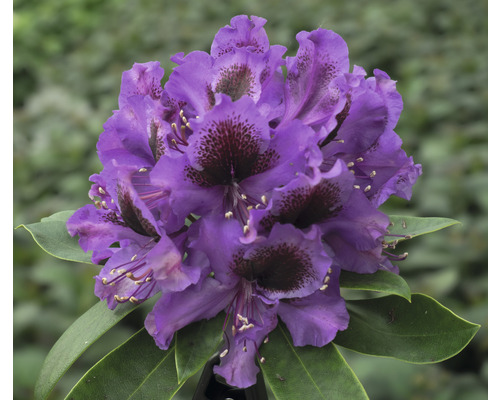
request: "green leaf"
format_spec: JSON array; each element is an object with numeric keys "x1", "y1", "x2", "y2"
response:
[
  {"x1": 334, "y1": 294, "x2": 480, "y2": 363},
  {"x1": 260, "y1": 323, "x2": 368, "y2": 400},
  {"x1": 385, "y1": 215, "x2": 460, "y2": 243},
  {"x1": 65, "y1": 328, "x2": 181, "y2": 400},
  {"x1": 16, "y1": 210, "x2": 93, "y2": 264},
  {"x1": 34, "y1": 301, "x2": 138, "y2": 400},
  {"x1": 175, "y1": 312, "x2": 225, "y2": 384},
  {"x1": 339, "y1": 270, "x2": 411, "y2": 301}
]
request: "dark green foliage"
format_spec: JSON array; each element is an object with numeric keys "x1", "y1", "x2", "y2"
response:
[{"x1": 14, "y1": 0, "x2": 487, "y2": 399}]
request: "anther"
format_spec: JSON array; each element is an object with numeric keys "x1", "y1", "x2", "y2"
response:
[
  {"x1": 101, "y1": 201, "x2": 108, "y2": 209},
  {"x1": 237, "y1": 314, "x2": 249, "y2": 324},
  {"x1": 263, "y1": 337, "x2": 269, "y2": 344},
  {"x1": 134, "y1": 281, "x2": 143, "y2": 285},
  {"x1": 336, "y1": 139, "x2": 345, "y2": 143},
  {"x1": 353, "y1": 185, "x2": 360, "y2": 189},
  {"x1": 225, "y1": 211, "x2": 233, "y2": 219},
  {"x1": 347, "y1": 162, "x2": 354, "y2": 168},
  {"x1": 370, "y1": 171, "x2": 377, "y2": 178},
  {"x1": 171, "y1": 122, "x2": 177, "y2": 132},
  {"x1": 320, "y1": 284, "x2": 328, "y2": 291},
  {"x1": 131, "y1": 254, "x2": 138, "y2": 261},
  {"x1": 260, "y1": 357, "x2": 266, "y2": 364},
  {"x1": 238, "y1": 323, "x2": 255, "y2": 332},
  {"x1": 179, "y1": 110, "x2": 184, "y2": 119},
  {"x1": 110, "y1": 269, "x2": 116, "y2": 275},
  {"x1": 126, "y1": 272, "x2": 133, "y2": 278},
  {"x1": 232, "y1": 325, "x2": 237, "y2": 336},
  {"x1": 139, "y1": 168, "x2": 148, "y2": 173},
  {"x1": 145, "y1": 277, "x2": 152, "y2": 282},
  {"x1": 182, "y1": 116, "x2": 188, "y2": 125},
  {"x1": 98, "y1": 187, "x2": 106, "y2": 195},
  {"x1": 241, "y1": 194, "x2": 247, "y2": 200},
  {"x1": 261, "y1": 195, "x2": 268, "y2": 205},
  {"x1": 356, "y1": 157, "x2": 364, "y2": 162},
  {"x1": 129, "y1": 296, "x2": 139, "y2": 304},
  {"x1": 171, "y1": 138, "x2": 178, "y2": 145},
  {"x1": 404, "y1": 235, "x2": 413, "y2": 240},
  {"x1": 255, "y1": 204, "x2": 261, "y2": 209},
  {"x1": 220, "y1": 349, "x2": 229, "y2": 358},
  {"x1": 364, "y1": 185, "x2": 371, "y2": 192},
  {"x1": 243, "y1": 225, "x2": 250, "y2": 234},
  {"x1": 117, "y1": 268, "x2": 127, "y2": 274},
  {"x1": 324, "y1": 276, "x2": 330, "y2": 284},
  {"x1": 243, "y1": 346, "x2": 247, "y2": 352},
  {"x1": 185, "y1": 122, "x2": 191, "y2": 130},
  {"x1": 247, "y1": 205, "x2": 254, "y2": 210},
  {"x1": 102, "y1": 278, "x2": 108, "y2": 285}
]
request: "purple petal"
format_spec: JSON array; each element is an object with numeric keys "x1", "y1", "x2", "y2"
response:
[
  {"x1": 190, "y1": 217, "x2": 244, "y2": 286},
  {"x1": 146, "y1": 235, "x2": 201, "y2": 292},
  {"x1": 321, "y1": 189, "x2": 391, "y2": 273},
  {"x1": 240, "y1": 118, "x2": 322, "y2": 197},
  {"x1": 214, "y1": 298, "x2": 278, "y2": 388},
  {"x1": 281, "y1": 28, "x2": 349, "y2": 130},
  {"x1": 145, "y1": 278, "x2": 236, "y2": 350},
  {"x1": 118, "y1": 62, "x2": 164, "y2": 109},
  {"x1": 164, "y1": 51, "x2": 216, "y2": 115},
  {"x1": 67, "y1": 204, "x2": 142, "y2": 263},
  {"x1": 150, "y1": 152, "x2": 224, "y2": 220},
  {"x1": 354, "y1": 130, "x2": 422, "y2": 207},
  {"x1": 94, "y1": 240, "x2": 160, "y2": 309},
  {"x1": 241, "y1": 224, "x2": 332, "y2": 300},
  {"x1": 211, "y1": 15, "x2": 270, "y2": 57},
  {"x1": 278, "y1": 266, "x2": 349, "y2": 347}
]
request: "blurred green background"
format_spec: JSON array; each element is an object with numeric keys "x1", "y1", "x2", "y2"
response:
[{"x1": 13, "y1": 0, "x2": 487, "y2": 399}]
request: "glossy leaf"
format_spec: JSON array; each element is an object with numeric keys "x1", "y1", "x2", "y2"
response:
[
  {"x1": 385, "y1": 215, "x2": 460, "y2": 243},
  {"x1": 260, "y1": 323, "x2": 368, "y2": 399},
  {"x1": 334, "y1": 294, "x2": 480, "y2": 363},
  {"x1": 339, "y1": 270, "x2": 411, "y2": 301},
  {"x1": 35, "y1": 301, "x2": 138, "y2": 400},
  {"x1": 16, "y1": 210, "x2": 93, "y2": 264},
  {"x1": 65, "y1": 328, "x2": 181, "y2": 400},
  {"x1": 175, "y1": 312, "x2": 225, "y2": 384}
]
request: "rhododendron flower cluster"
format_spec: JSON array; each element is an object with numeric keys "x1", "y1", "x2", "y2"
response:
[{"x1": 67, "y1": 15, "x2": 421, "y2": 388}]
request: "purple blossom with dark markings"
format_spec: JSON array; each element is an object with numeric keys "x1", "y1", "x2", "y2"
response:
[
  {"x1": 318, "y1": 66, "x2": 422, "y2": 206},
  {"x1": 146, "y1": 219, "x2": 348, "y2": 388},
  {"x1": 68, "y1": 15, "x2": 422, "y2": 390},
  {"x1": 150, "y1": 94, "x2": 321, "y2": 226},
  {"x1": 67, "y1": 166, "x2": 202, "y2": 309}
]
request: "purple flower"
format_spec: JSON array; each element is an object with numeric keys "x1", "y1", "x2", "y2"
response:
[
  {"x1": 319, "y1": 66, "x2": 422, "y2": 207},
  {"x1": 150, "y1": 94, "x2": 321, "y2": 226},
  {"x1": 146, "y1": 219, "x2": 348, "y2": 387},
  {"x1": 164, "y1": 25, "x2": 286, "y2": 121},
  {"x1": 279, "y1": 28, "x2": 350, "y2": 131},
  {"x1": 68, "y1": 166, "x2": 202, "y2": 309},
  {"x1": 245, "y1": 159, "x2": 395, "y2": 273}
]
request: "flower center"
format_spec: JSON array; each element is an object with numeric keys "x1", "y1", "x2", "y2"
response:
[{"x1": 232, "y1": 242, "x2": 315, "y2": 293}]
